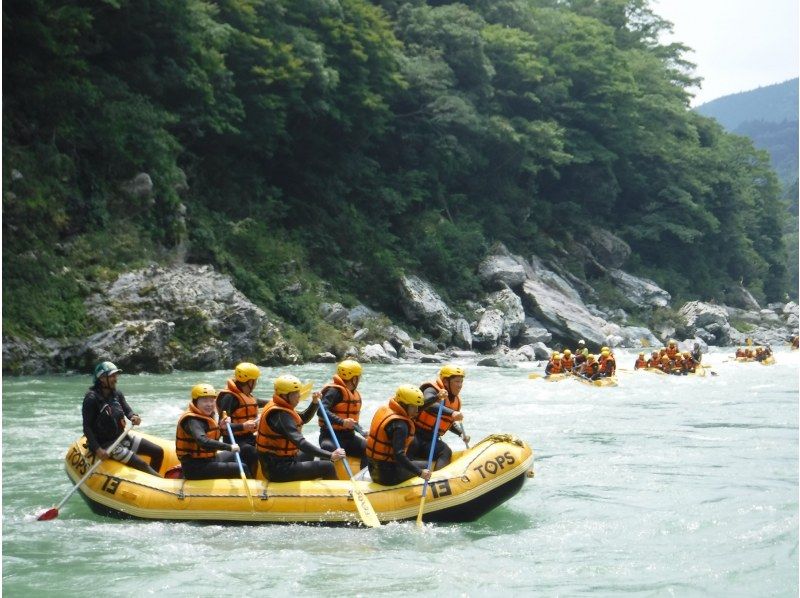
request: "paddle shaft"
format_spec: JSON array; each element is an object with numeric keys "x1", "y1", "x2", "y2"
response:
[
  {"x1": 417, "y1": 399, "x2": 446, "y2": 527},
  {"x1": 41, "y1": 423, "x2": 131, "y2": 519},
  {"x1": 222, "y1": 413, "x2": 255, "y2": 512},
  {"x1": 318, "y1": 402, "x2": 381, "y2": 527}
]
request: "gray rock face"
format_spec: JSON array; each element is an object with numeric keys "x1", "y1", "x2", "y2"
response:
[
  {"x1": 120, "y1": 172, "x2": 154, "y2": 199},
  {"x1": 82, "y1": 264, "x2": 295, "y2": 371},
  {"x1": 519, "y1": 316, "x2": 552, "y2": 345},
  {"x1": 486, "y1": 288, "x2": 526, "y2": 341},
  {"x1": 478, "y1": 248, "x2": 530, "y2": 289},
  {"x1": 585, "y1": 227, "x2": 631, "y2": 269},
  {"x1": 679, "y1": 301, "x2": 729, "y2": 332},
  {"x1": 607, "y1": 269, "x2": 671, "y2": 308},
  {"x1": 320, "y1": 302, "x2": 348, "y2": 324},
  {"x1": 70, "y1": 319, "x2": 177, "y2": 373},
  {"x1": 452, "y1": 318, "x2": 473, "y2": 349},
  {"x1": 397, "y1": 275, "x2": 459, "y2": 344},
  {"x1": 472, "y1": 309, "x2": 505, "y2": 350},
  {"x1": 519, "y1": 276, "x2": 609, "y2": 347}
]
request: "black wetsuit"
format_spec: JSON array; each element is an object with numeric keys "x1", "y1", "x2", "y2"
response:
[
  {"x1": 410, "y1": 387, "x2": 464, "y2": 470},
  {"x1": 82, "y1": 385, "x2": 163, "y2": 475},
  {"x1": 318, "y1": 386, "x2": 367, "y2": 468},
  {"x1": 369, "y1": 419, "x2": 429, "y2": 486},
  {"x1": 179, "y1": 418, "x2": 256, "y2": 480},
  {"x1": 259, "y1": 402, "x2": 339, "y2": 482}
]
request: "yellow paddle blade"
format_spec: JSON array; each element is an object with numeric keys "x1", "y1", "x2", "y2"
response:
[
  {"x1": 528, "y1": 373, "x2": 543, "y2": 379},
  {"x1": 351, "y1": 482, "x2": 381, "y2": 528},
  {"x1": 416, "y1": 495, "x2": 427, "y2": 528},
  {"x1": 299, "y1": 381, "x2": 314, "y2": 401}
]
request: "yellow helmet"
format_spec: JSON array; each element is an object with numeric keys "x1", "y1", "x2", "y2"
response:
[
  {"x1": 234, "y1": 362, "x2": 261, "y2": 383},
  {"x1": 191, "y1": 383, "x2": 216, "y2": 401},
  {"x1": 274, "y1": 375, "x2": 302, "y2": 395},
  {"x1": 562, "y1": 349, "x2": 572, "y2": 357},
  {"x1": 682, "y1": 351, "x2": 691, "y2": 357},
  {"x1": 669, "y1": 339, "x2": 677, "y2": 346},
  {"x1": 600, "y1": 350, "x2": 610, "y2": 357},
  {"x1": 552, "y1": 352, "x2": 561, "y2": 360},
  {"x1": 439, "y1": 364, "x2": 466, "y2": 379},
  {"x1": 661, "y1": 355, "x2": 670, "y2": 362},
  {"x1": 337, "y1": 359, "x2": 363, "y2": 381},
  {"x1": 601, "y1": 346, "x2": 610, "y2": 353},
  {"x1": 639, "y1": 352, "x2": 645, "y2": 356},
  {"x1": 587, "y1": 354, "x2": 596, "y2": 362},
  {"x1": 395, "y1": 384, "x2": 424, "y2": 406}
]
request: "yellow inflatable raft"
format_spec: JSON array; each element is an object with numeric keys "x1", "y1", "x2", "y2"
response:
[
  {"x1": 573, "y1": 374, "x2": 618, "y2": 387},
  {"x1": 64, "y1": 432, "x2": 534, "y2": 524},
  {"x1": 735, "y1": 356, "x2": 776, "y2": 365}
]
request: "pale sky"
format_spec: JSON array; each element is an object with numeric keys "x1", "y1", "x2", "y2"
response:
[{"x1": 653, "y1": 0, "x2": 799, "y2": 106}]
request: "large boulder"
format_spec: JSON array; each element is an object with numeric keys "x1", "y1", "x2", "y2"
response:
[
  {"x1": 519, "y1": 260, "x2": 609, "y2": 347},
  {"x1": 477, "y1": 244, "x2": 531, "y2": 289},
  {"x1": 584, "y1": 227, "x2": 631, "y2": 269},
  {"x1": 67, "y1": 319, "x2": 177, "y2": 373},
  {"x1": 472, "y1": 309, "x2": 505, "y2": 350},
  {"x1": 679, "y1": 301, "x2": 729, "y2": 333},
  {"x1": 607, "y1": 269, "x2": 671, "y2": 308},
  {"x1": 84, "y1": 264, "x2": 296, "y2": 370},
  {"x1": 486, "y1": 287, "x2": 526, "y2": 342},
  {"x1": 725, "y1": 285, "x2": 760, "y2": 311},
  {"x1": 397, "y1": 275, "x2": 465, "y2": 346}
]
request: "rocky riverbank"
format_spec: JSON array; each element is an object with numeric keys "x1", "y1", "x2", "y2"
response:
[{"x1": 3, "y1": 230, "x2": 797, "y2": 375}]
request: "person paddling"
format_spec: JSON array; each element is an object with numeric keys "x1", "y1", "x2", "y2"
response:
[
  {"x1": 634, "y1": 352, "x2": 647, "y2": 369},
  {"x1": 82, "y1": 361, "x2": 163, "y2": 476},
  {"x1": 216, "y1": 362, "x2": 265, "y2": 450},
  {"x1": 317, "y1": 360, "x2": 367, "y2": 469},
  {"x1": 176, "y1": 384, "x2": 255, "y2": 480},
  {"x1": 366, "y1": 385, "x2": 432, "y2": 486},
  {"x1": 411, "y1": 365, "x2": 469, "y2": 470},
  {"x1": 256, "y1": 375, "x2": 345, "y2": 482}
]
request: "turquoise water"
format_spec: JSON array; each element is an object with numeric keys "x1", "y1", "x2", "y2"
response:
[{"x1": 3, "y1": 350, "x2": 798, "y2": 597}]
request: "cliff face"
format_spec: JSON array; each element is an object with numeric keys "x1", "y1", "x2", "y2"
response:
[{"x1": 4, "y1": 242, "x2": 796, "y2": 375}]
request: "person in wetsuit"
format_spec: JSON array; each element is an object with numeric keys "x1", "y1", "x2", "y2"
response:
[
  {"x1": 176, "y1": 383, "x2": 255, "y2": 480},
  {"x1": 82, "y1": 361, "x2": 163, "y2": 476},
  {"x1": 410, "y1": 364, "x2": 469, "y2": 471},
  {"x1": 256, "y1": 375, "x2": 345, "y2": 482},
  {"x1": 216, "y1": 362, "x2": 266, "y2": 450},
  {"x1": 366, "y1": 385, "x2": 432, "y2": 487},
  {"x1": 317, "y1": 359, "x2": 367, "y2": 469}
]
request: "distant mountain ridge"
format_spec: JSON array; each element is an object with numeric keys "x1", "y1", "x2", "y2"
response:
[
  {"x1": 696, "y1": 78, "x2": 798, "y2": 130},
  {"x1": 695, "y1": 79, "x2": 798, "y2": 186}
]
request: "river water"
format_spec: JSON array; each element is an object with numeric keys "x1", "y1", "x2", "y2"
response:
[{"x1": 3, "y1": 349, "x2": 798, "y2": 597}]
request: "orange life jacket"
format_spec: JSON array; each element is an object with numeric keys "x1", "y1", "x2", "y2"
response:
[
  {"x1": 366, "y1": 400, "x2": 416, "y2": 463},
  {"x1": 255, "y1": 395, "x2": 303, "y2": 458},
  {"x1": 318, "y1": 375, "x2": 362, "y2": 431},
  {"x1": 646, "y1": 357, "x2": 659, "y2": 368},
  {"x1": 176, "y1": 402, "x2": 221, "y2": 460},
  {"x1": 634, "y1": 358, "x2": 647, "y2": 369},
  {"x1": 416, "y1": 379, "x2": 461, "y2": 436},
  {"x1": 216, "y1": 379, "x2": 259, "y2": 438},
  {"x1": 583, "y1": 362, "x2": 599, "y2": 376},
  {"x1": 547, "y1": 360, "x2": 563, "y2": 374},
  {"x1": 561, "y1": 356, "x2": 574, "y2": 370},
  {"x1": 598, "y1": 356, "x2": 615, "y2": 374}
]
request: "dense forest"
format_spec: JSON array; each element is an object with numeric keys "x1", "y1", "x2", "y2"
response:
[{"x1": 3, "y1": 0, "x2": 791, "y2": 349}]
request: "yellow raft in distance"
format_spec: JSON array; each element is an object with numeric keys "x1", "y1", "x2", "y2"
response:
[{"x1": 63, "y1": 432, "x2": 534, "y2": 525}]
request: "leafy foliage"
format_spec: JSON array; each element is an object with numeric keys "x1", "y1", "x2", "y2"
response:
[{"x1": 3, "y1": 0, "x2": 792, "y2": 340}]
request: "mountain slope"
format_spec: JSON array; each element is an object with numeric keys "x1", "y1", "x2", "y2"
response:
[{"x1": 695, "y1": 78, "x2": 798, "y2": 130}]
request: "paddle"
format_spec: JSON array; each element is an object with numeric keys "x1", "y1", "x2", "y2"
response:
[
  {"x1": 416, "y1": 398, "x2": 445, "y2": 528},
  {"x1": 317, "y1": 402, "x2": 381, "y2": 528},
  {"x1": 527, "y1": 373, "x2": 543, "y2": 380},
  {"x1": 38, "y1": 423, "x2": 131, "y2": 521},
  {"x1": 221, "y1": 411, "x2": 255, "y2": 514},
  {"x1": 461, "y1": 424, "x2": 470, "y2": 449}
]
